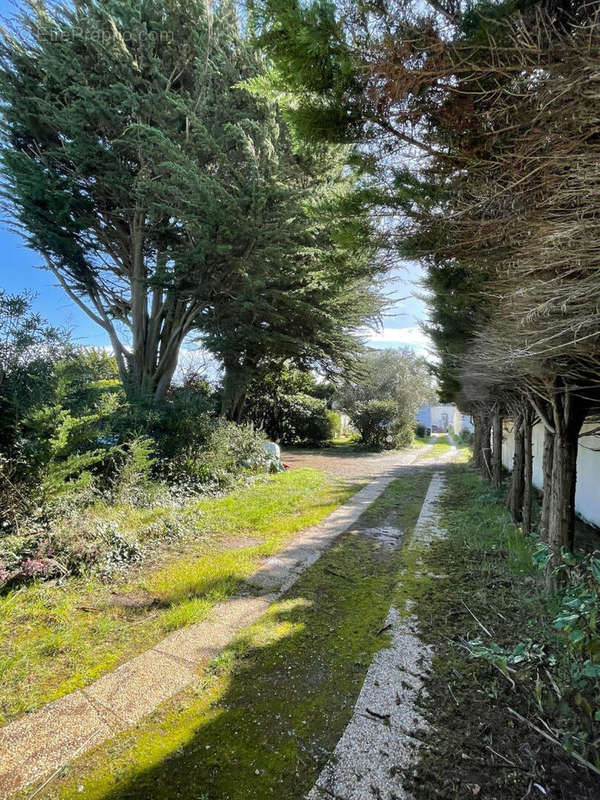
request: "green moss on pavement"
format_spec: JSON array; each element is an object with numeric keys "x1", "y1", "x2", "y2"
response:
[{"x1": 30, "y1": 470, "x2": 433, "y2": 800}]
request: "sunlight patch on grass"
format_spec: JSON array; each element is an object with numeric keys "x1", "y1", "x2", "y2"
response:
[{"x1": 0, "y1": 468, "x2": 355, "y2": 725}]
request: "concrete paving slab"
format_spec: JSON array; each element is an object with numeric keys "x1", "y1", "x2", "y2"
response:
[
  {"x1": 84, "y1": 649, "x2": 196, "y2": 725},
  {"x1": 0, "y1": 691, "x2": 113, "y2": 797},
  {"x1": 154, "y1": 596, "x2": 273, "y2": 664}
]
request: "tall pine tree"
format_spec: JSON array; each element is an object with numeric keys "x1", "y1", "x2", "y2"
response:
[{"x1": 0, "y1": 0, "x2": 384, "y2": 405}]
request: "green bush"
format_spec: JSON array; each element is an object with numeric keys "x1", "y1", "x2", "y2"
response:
[
  {"x1": 353, "y1": 400, "x2": 413, "y2": 450},
  {"x1": 551, "y1": 549, "x2": 600, "y2": 750},
  {"x1": 143, "y1": 380, "x2": 217, "y2": 459},
  {"x1": 111, "y1": 435, "x2": 163, "y2": 506},
  {"x1": 246, "y1": 390, "x2": 332, "y2": 446},
  {"x1": 166, "y1": 420, "x2": 268, "y2": 491},
  {"x1": 458, "y1": 429, "x2": 474, "y2": 445},
  {"x1": 278, "y1": 394, "x2": 331, "y2": 445}
]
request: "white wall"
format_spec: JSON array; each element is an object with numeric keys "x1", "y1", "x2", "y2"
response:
[
  {"x1": 431, "y1": 404, "x2": 456, "y2": 431},
  {"x1": 454, "y1": 410, "x2": 474, "y2": 435},
  {"x1": 502, "y1": 419, "x2": 600, "y2": 528}
]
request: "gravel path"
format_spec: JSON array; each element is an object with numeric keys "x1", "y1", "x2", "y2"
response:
[{"x1": 281, "y1": 446, "x2": 429, "y2": 482}]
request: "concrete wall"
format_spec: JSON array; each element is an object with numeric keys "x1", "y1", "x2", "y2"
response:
[{"x1": 502, "y1": 419, "x2": 600, "y2": 528}]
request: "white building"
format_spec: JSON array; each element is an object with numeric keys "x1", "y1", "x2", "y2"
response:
[{"x1": 416, "y1": 404, "x2": 474, "y2": 434}]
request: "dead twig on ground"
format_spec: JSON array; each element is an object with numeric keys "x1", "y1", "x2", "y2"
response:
[
  {"x1": 486, "y1": 744, "x2": 517, "y2": 767},
  {"x1": 323, "y1": 567, "x2": 352, "y2": 581},
  {"x1": 365, "y1": 707, "x2": 391, "y2": 721},
  {"x1": 375, "y1": 623, "x2": 393, "y2": 636},
  {"x1": 461, "y1": 599, "x2": 494, "y2": 637},
  {"x1": 508, "y1": 707, "x2": 600, "y2": 777}
]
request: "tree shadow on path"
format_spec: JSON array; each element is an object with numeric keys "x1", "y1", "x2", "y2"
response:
[{"x1": 44, "y1": 469, "x2": 440, "y2": 800}]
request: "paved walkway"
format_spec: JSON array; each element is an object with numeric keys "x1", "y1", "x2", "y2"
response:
[
  {"x1": 0, "y1": 445, "x2": 434, "y2": 799},
  {"x1": 307, "y1": 472, "x2": 447, "y2": 800}
]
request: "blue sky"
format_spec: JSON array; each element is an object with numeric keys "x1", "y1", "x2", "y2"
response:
[
  {"x1": 1, "y1": 232, "x2": 430, "y2": 353},
  {"x1": 0, "y1": 0, "x2": 431, "y2": 360}
]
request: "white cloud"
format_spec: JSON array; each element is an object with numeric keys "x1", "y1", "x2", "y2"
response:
[
  {"x1": 363, "y1": 326, "x2": 430, "y2": 346},
  {"x1": 361, "y1": 326, "x2": 436, "y2": 361}
]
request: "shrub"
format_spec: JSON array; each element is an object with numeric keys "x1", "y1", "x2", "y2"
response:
[
  {"x1": 353, "y1": 400, "x2": 413, "y2": 450},
  {"x1": 166, "y1": 420, "x2": 268, "y2": 491},
  {"x1": 551, "y1": 549, "x2": 600, "y2": 750},
  {"x1": 353, "y1": 400, "x2": 396, "y2": 449},
  {"x1": 111, "y1": 435, "x2": 162, "y2": 506},
  {"x1": 94, "y1": 522, "x2": 143, "y2": 579},
  {"x1": 246, "y1": 391, "x2": 332, "y2": 446},
  {"x1": 458, "y1": 429, "x2": 474, "y2": 445},
  {"x1": 0, "y1": 515, "x2": 144, "y2": 589},
  {"x1": 145, "y1": 382, "x2": 217, "y2": 459},
  {"x1": 276, "y1": 394, "x2": 331, "y2": 445},
  {"x1": 243, "y1": 367, "x2": 333, "y2": 446},
  {"x1": 415, "y1": 423, "x2": 427, "y2": 438}
]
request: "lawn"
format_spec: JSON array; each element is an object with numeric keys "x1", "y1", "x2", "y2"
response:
[{"x1": 0, "y1": 468, "x2": 356, "y2": 725}]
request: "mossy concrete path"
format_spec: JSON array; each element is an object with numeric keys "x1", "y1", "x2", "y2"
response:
[
  {"x1": 307, "y1": 472, "x2": 447, "y2": 799},
  {"x1": 0, "y1": 445, "x2": 433, "y2": 799}
]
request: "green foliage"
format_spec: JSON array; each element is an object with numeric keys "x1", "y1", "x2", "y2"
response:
[
  {"x1": 213, "y1": 134, "x2": 386, "y2": 420},
  {"x1": 326, "y1": 409, "x2": 342, "y2": 439},
  {"x1": 552, "y1": 551, "x2": 600, "y2": 721},
  {"x1": 0, "y1": 290, "x2": 67, "y2": 454},
  {"x1": 277, "y1": 393, "x2": 332, "y2": 445},
  {"x1": 112, "y1": 436, "x2": 158, "y2": 507},
  {"x1": 442, "y1": 469, "x2": 600, "y2": 774},
  {"x1": 134, "y1": 385, "x2": 217, "y2": 461},
  {"x1": 456, "y1": 428, "x2": 474, "y2": 446},
  {"x1": 252, "y1": 0, "x2": 366, "y2": 143},
  {"x1": 166, "y1": 421, "x2": 268, "y2": 491},
  {"x1": 352, "y1": 399, "x2": 411, "y2": 450},
  {"x1": 336, "y1": 348, "x2": 434, "y2": 448},
  {"x1": 243, "y1": 366, "x2": 333, "y2": 445},
  {"x1": 54, "y1": 350, "x2": 121, "y2": 414},
  {"x1": 0, "y1": 0, "x2": 384, "y2": 403}
]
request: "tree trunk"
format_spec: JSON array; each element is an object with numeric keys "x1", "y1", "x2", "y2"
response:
[
  {"x1": 539, "y1": 425, "x2": 554, "y2": 542},
  {"x1": 546, "y1": 389, "x2": 587, "y2": 591},
  {"x1": 492, "y1": 409, "x2": 503, "y2": 488},
  {"x1": 508, "y1": 415, "x2": 524, "y2": 524},
  {"x1": 472, "y1": 413, "x2": 484, "y2": 472},
  {"x1": 522, "y1": 411, "x2": 534, "y2": 536},
  {"x1": 473, "y1": 409, "x2": 492, "y2": 480},
  {"x1": 221, "y1": 363, "x2": 249, "y2": 422}
]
